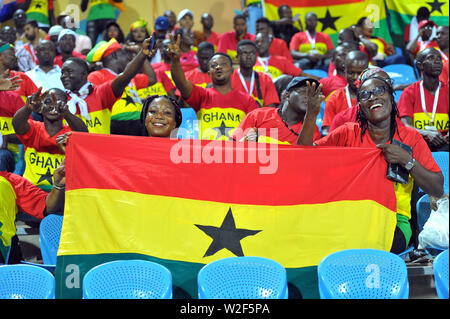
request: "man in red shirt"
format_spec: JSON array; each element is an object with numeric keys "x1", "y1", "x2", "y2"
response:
[
  {"x1": 319, "y1": 43, "x2": 357, "y2": 99},
  {"x1": 61, "y1": 37, "x2": 156, "y2": 135},
  {"x1": 290, "y1": 12, "x2": 334, "y2": 71},
  {"x1": 185, "y1": 41, "x2": 214, "y2": 88},
  {"x1": 398, "y1": 47, "x2": 449, "y2": 152},
  {"x1": 255, "y1": 17, "x2": 293, "y2": 63},
  {"x1": 201, "y1": 13, "x2": 220, "y2": 48},
  {"x1": 168, "y1": 34, "x2": 259, "y2": 140},
  {"x1": 322, "y1": 51, "x2": 369, "y2": 135},
  {"x1": 231, "y1": 40, "x2": 279, "y2": 108},
  {"x1": 436, "y1": 26, "x2": 449, "y2": 85},
  {"x1": 406, "y1": 20, "x2": 439, "y2": 60},
  {"x1": 0, "y1": 41, "x2": 38, "y2": 100},
  {"x1": 54, "y1": 29, "x2": 86, "y2": 68},
  {"x1": 217, "y1": 14, "x2": 256, "y2": 62},
  {"x1": 233, "y1": 76, "x2": 322, "y2": 145}
]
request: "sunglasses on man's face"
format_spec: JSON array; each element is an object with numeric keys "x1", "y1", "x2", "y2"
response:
[{"x1": 358, "y1": 86, "x2": 386, "y2": 102}]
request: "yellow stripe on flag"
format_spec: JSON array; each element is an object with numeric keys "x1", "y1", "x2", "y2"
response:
[{"x1": 59, "y1": 188, "x2": 396, "y2": 268}]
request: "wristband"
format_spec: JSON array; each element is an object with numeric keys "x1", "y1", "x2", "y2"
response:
[{"x1": 52, "y1": 184, "x2": 65, "y2": 191}]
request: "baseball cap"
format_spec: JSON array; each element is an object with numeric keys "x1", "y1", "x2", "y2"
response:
[
  {"x1": 177, "y1": 9, "x2": 193, "y2": 22},
  {"x1": 418, "y1": 20, "x2": 437, "y2": 30},
  {"x1": 155, "y1": 16, "x2": 169, "y2": 31},
  {"x1": 285, "y1": 77, "x2": 320, "y2": 92}
]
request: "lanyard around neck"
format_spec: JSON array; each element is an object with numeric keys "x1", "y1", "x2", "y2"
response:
[
  {"x1": 306, "y1": 30, "x2": 316, "y2": 49},
  {"x1": 345, "y1": 85, "x2": 353, "y2": 109},
  {"x1": 238, "y1": 69, "x2": 255, "y2": 96},
  {"x1": 420, "y1": 80, "x2": 441, "y2": 123}
]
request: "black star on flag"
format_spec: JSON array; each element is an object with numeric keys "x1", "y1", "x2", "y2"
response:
[
  {"x1": 121, "y1": 94, "x2": 136, "y2": 107},
  {"x1": 37, "y1": 167, "x2": 53, "y2": 185},
  {"x1": 212, "y1": 121, "x2": 233, "y2": 139},
  {"x1": 426, "y1": 0, "x2": 446, "y2": 14},
  {"x1": 195, "y1": 207, "x2": 261, "y2": 257},
  {"x1": 318, "y1": 8, "x2": 341, "y2": 32},
  {"x1": 35, "y1": 4, "x2": 42, "y2": 9}
]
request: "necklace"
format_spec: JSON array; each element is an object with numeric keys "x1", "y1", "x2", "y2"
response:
[{"x1": 278, "y1": 109, "x2": 301, "y2": 136}]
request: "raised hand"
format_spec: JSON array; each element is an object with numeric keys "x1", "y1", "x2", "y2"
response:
[
  {"x1": 53, "y1": 159, "x2": 66, "y2": 188},
  {"x1": 141, "y1": 35, "x2": 158, "y2": 58},
  {"x1": 0, "y1": 70, "x2": 22, "y2": 91},
  {"x1": 167, "y1": 33, "x2": 182, "y2": 62},
  {"x1": 25, "y1": 87, "x2": 49, "y2": 114},
  {"x1": 306, "y1": 81, "x2": 324, "y2": 117},
  {"x1": 56, "y1": 131, "x2": 72, "y2": 154}
]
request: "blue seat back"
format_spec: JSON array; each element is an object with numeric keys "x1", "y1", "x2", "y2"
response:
[
  {"x1": 178, "y1": 108, "x2": 199, "y2": 139},
  {"x1": 416, "y1": 194, "x2": 431, "y2": 233},
  {"x1": 39, "y1": 215, "x2": 64, "y2": 266},
  {"x1": 393, "y1": 90, "x2": 403, "y2": 103},
  {"x1": 432, "y1": 152, "x2": 449, "y2": 194},
  {"x1": 0, "y1": 264, "x2": 55, "y2": 299},
  {"x1": 198, "y1": 256, "x2": 288, "y2": 299},
  {"x1": 318, "y1": 249, "x2": 409, "y2": 299},
  {"x1": 83, "y1": 260, "x2": 172, "y2": 299},
  {"x1": 382, "y1": 64, "x2": 417, "y2": 85},
  {"x1": 302, "y1": 69, "x2": 328, "y2": 79},
  {"x1": 433, "y1": 249, "x2": 449, "y2": 299}
]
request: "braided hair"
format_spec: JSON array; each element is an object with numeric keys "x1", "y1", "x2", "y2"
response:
[
  {"x1": 355, "y1": 75, "x2": 401, "y2": 143},
  {"x1": 140, "y1": 95, "x2": 183, "y2": 136}
]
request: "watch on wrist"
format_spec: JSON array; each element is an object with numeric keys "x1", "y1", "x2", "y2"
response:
[{"x1": 404, "y1": 157, "x2": 416, "y2": 171}]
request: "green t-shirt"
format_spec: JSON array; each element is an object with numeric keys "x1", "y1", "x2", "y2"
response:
[{"x1": 87, "y1": 0, "x2": 116, "y2": 21}]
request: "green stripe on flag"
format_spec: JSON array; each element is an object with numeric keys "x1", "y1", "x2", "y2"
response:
[{"x1": 55, "y1": 254, "x2": 319, "y2": 299}]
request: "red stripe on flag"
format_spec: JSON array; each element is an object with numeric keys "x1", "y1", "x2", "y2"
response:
[
  {"x1": 65, "y1": 132, "x2": 396, "y2": 211},
  {"x1": 265, "y1": 0, "x2": 364, "y2": 8}
]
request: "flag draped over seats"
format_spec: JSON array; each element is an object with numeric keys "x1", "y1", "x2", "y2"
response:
[
  {"x1": 55, "y1": 132, "x2": 397, "y2": 299},
  {"x1": 386, "y1": 0, "x2": 449, "y2": 38},
  {"x1": 264, "y1": 0, "x2": 392, "y2": 45}
]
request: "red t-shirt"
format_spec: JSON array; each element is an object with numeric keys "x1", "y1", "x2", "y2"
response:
[
  {"x1": 232, "y1": 107, "x2": 322, "y2": 144},
  {"x1": 54, "y1": 51, "x2": 87, "y2": 68},
  {"x1": 319, "y1": 74, "x2": 348, "y2": 99},
  {"x1": 180, "y1": 50, "x2": 199, "y2": 72},
  {"x1": 185, "y1": 68, "x2": 212, "y2": 87},
  {"x1": 270, "y1": 37, "x2": 293, "y2": 62},
  {"x1": 0, "y1": 91, "x2": 25, "y2": 135},
  {"x1": 254, "y1": 55, "x2": 302, "y2": 80},
  {"x1": 397, "y1": 81, "x2": 449, "y2": 133},
  {"x1": 205, "y1": 31, "x2": 221, "y2": 47},
  {"x1": 9, "y1": 70, "x2": 38, "y2": 100},
  {"x1": 17, "y1": 120, "x2": 70, "y2": 154},
  {"x1": 217, "y1": 31, "x2": 256, "y2": 60},
  {"x1": 185, "y1": 85, "x2": 259, "y2": 140},
  {"x1": 439, "y1": 58, "x2": 449, "y2": 85},
  {"x1": 289, "y1": 31, "x2": 334, "y2": 55},
  {"x1": 231, "y1": 69, "x2": 280, "y2": 107},
  {"x1": 413, "y1": 40, "x2": 440, "y2": 57},
  {"x1": 0, "y1": 171, "x2": 47, "y2": 219},
  {"x1": 68, "y1": 81, "x2": 119, "y2": 134},
  {"x1": 323, "y1": 86, "x2": 357, "y2": 127}
]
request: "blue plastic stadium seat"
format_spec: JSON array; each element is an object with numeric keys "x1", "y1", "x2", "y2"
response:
[
  {"x1": 432, "y1": 152, "x2": 449, "y2": 194},
  {"x1": 382, "y1": 64, "x2": 417, "y2": 85},
  {"x1": 178, "y1": 108, "x2": 199, "y2": 139},
  {"x1": 13, "y1": 144, "x2": 26, "y2": 176},
  {"x1": 302, "y1": 69, "x2": 328, "y2": 79},
  {"x1": 0, "y1": 264, "x2": 55, "y2": 299},
  {"x1": 433, "y1": 249, "x2": 449, "y2": 299},
  {"x1": 416, "y1": 194, "x2": 432, "y2": 233},
  {"x1": 316, "y1": 101, "x2": 326, "y2": 132},
  {"x1": 82, "y1": 260, "x2": 173, "y2": 299},
  {"x1": 393, "y1": 90, "x2": 403, "y2": 103},
  {"x1": 39, "y1": 215, "x2": 64, "y2": 266},
  {"x1": 318, "y1": 249, "x2": 409, "y2": 299},
  {"x1": 197, "y1": 256, "x2": 288, "y2": 299}
]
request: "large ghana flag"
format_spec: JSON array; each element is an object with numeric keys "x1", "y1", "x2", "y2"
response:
[
  {"x1": 386, "y1": 0, "x2": 449, "y2": 37},
  {"x1": 264, "y1": 0, "x2": 393, "y2": 45},
  {"x1": 55, "y1": 132, "x2": 397, "y2": 299}
]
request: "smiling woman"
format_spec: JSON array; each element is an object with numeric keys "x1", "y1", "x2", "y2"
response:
[{"x1": 139, "y1": 95, "x2": 183, "y2": 137}]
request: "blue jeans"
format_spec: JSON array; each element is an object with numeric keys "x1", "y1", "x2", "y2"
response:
[{"x1": 0, "y1": 148, "x2": 15, "y2": 173}]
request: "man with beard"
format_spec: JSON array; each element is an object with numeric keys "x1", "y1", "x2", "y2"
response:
[
  {"x1": 217, "y1": 14, "x2": 255, "y2": 62},
  {"x1": 231, "y1": 39, "x2": 279, "y2": 108},
  {"x1": 26, "y1": 40, "x2": 64, "y2": 90},
  {"x1": 15, "y1": 19, "x2": 41, "y2": 72},
  {"x1": 398, "y1": 47, "x2": 449, "y2": 152},
  {"x1": 54, "y1": 29, "x2": 86, "y2": 68},
  {"x1": 169, "y1": 34, "x2": 259, "y2": 140},
  {"x1": 12, "y1": 87, "x2": 87, "y2": 190}
]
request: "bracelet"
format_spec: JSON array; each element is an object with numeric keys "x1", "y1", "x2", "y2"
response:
[{"x1": 52, "y1": 184, "x2": 65, "y2": 191}]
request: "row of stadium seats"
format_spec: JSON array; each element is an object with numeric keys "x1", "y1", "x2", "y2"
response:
[{"x1": 1, "y1": 244, "x2": 448, "y2": 299}]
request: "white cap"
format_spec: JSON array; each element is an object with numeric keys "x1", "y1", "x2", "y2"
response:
[
  {"x1": 48, "y1": 25, "x2": 63, "y2": 36},
  {"x1": 58, "y1": 29, "x2": 78, "y2": 42},
  {"x1": 177, "y1": 9, "x2": 193, "y2": 22}
]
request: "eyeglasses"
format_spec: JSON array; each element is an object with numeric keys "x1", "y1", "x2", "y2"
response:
[{"x1": 358, "y1": 86, "x2": 386, "y2": 101}]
